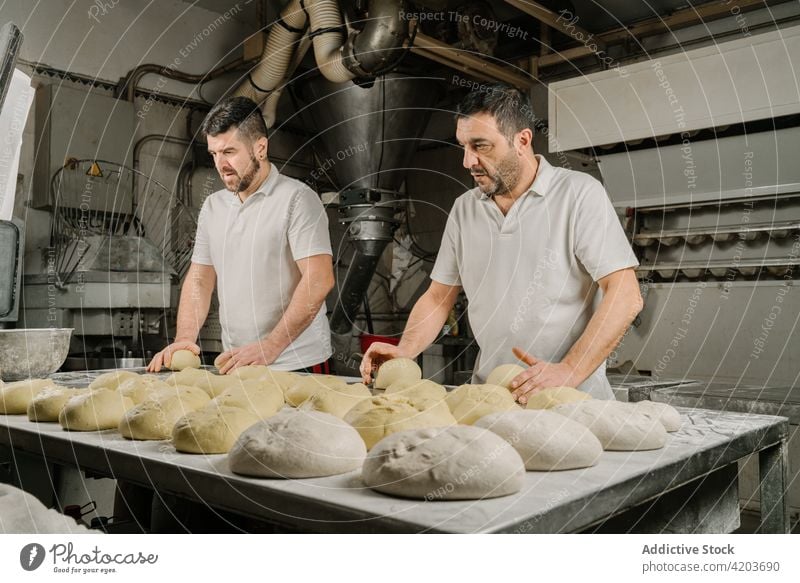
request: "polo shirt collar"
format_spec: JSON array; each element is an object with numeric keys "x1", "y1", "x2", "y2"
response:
[
  {"x1": 230, "y1": 164, "x2": 279, "y2": 205},
  {"x1": 476, "y1": 154, "x2": 553, "y2": 201}
]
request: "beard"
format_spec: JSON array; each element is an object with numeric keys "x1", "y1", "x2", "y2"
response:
[
  {"x1": 223, "y1": 152, "x2": 261, "y2": 193},
  {"x1": 471, "y1": 150, "x2": 521, "y2": 197}
]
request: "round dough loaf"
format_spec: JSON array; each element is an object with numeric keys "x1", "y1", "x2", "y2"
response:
[
  {"x1": 362, "y1": 425, "x2": 525, "y2": 500},
  {"x1": 475, "y1": 410, "x2": 603, "y2": 470},
  {"x1": 634, "y1": 400, "x2": 682, "y2": 432},
  {"x1": 159, "y1": 384, "x2": 212, "y2": 409},
  {"x1": 284, "y1": 375, "x2": 347, "y2": 407},
  {"x1": 525, "y1": 386, "x2": 591, "y2": 410},
  {"x1": 59, "y1": 389, "x2": 134, "y2": 431},
  {"x1": 88, "y1": 370, "x2": 139, "y2": 390},
  {"x1": 552, "y1": 400, "x2": 667, "y2": 451},
  {"x1": 384, "y1": 379, "x2": 447, "y2": 402},
  {"x1": 209, "y1": 379, "x2": 284, "y2": 419},
  {"x1": 445, "y1": 383, "x2": 519, "y2": 425},
  {"x1": 0, "y1": 378, "x2": 56, "y2": 414},
  {"x1": 228, "y1": 365, "x2": 269, "y2": 380},
  {"x1": 117, "y1": 376, "x2": 173, "y2": 404},
  {"x1": 169, "y1": 349, "x2": 201, "y2": 371},
  {"x1": 485, "y1": 364, "x2": 526, "y2": 389},
  {"x1": 345, "y1": 394, "x2": 453, "y2": 425},
  {"x1": 303, "y1": 383, "x2": 371, "y2": 418},
  {"x1": 28, "y1": 387, "x2": 90, "y2": 422},
  {"x1": 374, "y1": 358, "x2": 421, "y2": 389},
  {"x1": 166, "y1": 368, "x2": 228, "y2": 397},
  {"x1": 172, "y1": 405, "x2": 259, "y2": 454},
  {"x1": 119, "y1": 391, "x2": 209, "y2": 440},
  {"x1": 348, "y1": 398, "x2": 456, "y2": 450},
  {"x1": 229, "y1": 410, "x2": 367, "y2": 478}
]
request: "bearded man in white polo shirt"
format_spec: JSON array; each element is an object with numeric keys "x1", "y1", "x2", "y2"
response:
[
  {"x1": 148, "y1": 96, "x2": 334, "y2": 374},
  {"x1": 361, "y1": 84, "x2": 643, "y2": 403}
]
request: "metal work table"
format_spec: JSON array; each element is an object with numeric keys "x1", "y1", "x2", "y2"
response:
[{"x1": 0, "y1": 403, "x2": 790, "y2": 533}]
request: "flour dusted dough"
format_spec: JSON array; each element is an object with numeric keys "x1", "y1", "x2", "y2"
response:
[
  {"x1": 172, "y1": 405, "x2": 259, "y2": 453},
  {"x1": 229, "y1": 410, "x2": 367, "y2": 478},
  {"x1": 59, "y1": 389, "x2": 134, "y2": 431},
  {"x1": 486, "y1": 364, "x2": 526, "y2": 389},
  {"x1": 374, "y1": 358, "x2": 421, "y2": 389},
  {"x1": 117, "y1": 376, "x2": 173, "y2": 404},
  {"x1": 88, "y1": 370, "x2": 139, "y2": 390},
  {"x1": 28, "y1": 387, "x2": 90, "y2": 422},
  {"x1": 525, "y1": 386, "x2": 591, "y2": 410},
  {"x1": 634, "y1": 400, "x2": 682, "y2": 432},
  {"x1": 284, "y1": 375, "x2": 347, "y2": 407},
  {"x1": 0, "y1": 483, "x2": 92, "y2": 534},
  {"x1": 0, "y1": 379, "x2": 56, "y2": 414},
  {"x1": 303, "y1": 383, "x2": 371, "y2": 418},
  {"x1": 475, "y1": 410, "x2": 603, "y2": 470},
  {"x1": 348, "y1": 397, "x2": 456, "y2": 450},
  {"x1": 119, "y1": 390, "x2": 209, "y2": 441},
  {"x1": 362, "y1": 425, "x2": 525, "y2": 500},
  {"x1": 169, "y1": 349, "x2": 201, "y2": 371},
  {"x1": 166, "y1": 368, "x2": 228, "y2": 397},
  {"x1": 553, "y1": 400, "x2": 667, "y2": 451},
  {"x1": 210, "y1": 379, "x2": 284, "y2": 419},
  {"x1": 345, "y1": 394, "x2": 453, "y2": 425},
  {"x1": 445, "y1": 384, "x2": 519, "y2": 425},
  {"x1": 384, "y1": 379, "x2": 447, "y2": 402}
]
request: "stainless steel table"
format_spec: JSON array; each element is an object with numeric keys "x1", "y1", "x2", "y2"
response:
[{"x1": 0, "y1": 404, "x2": 789, "y2": 533}]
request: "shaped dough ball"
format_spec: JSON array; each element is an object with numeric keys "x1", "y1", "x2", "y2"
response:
[
  {"x1": 59, "y1": 389, "x2": 134, "y2": 431},
  {"x1": 384, "y1": 379, "x2": 447, "y2": 402},
  {"x1": 476, "y1": 410, "x2": 603, "y2": 471},
  {"x1": 303, "y1": 383, "x2": 371, "y2": 418},
  {"x1": 166, "y1": 368, "x2": 228, "y2": 397},
  {"x1": 525, "y1": 386, "x2": 591, "y2": 410},
  {"x1": 160, "y1": 384, "x2": 212, "y2": 409},
  {"x1": 445, "y1": 383, "x2": 519, "y2": 425},
  {"x1": 88, "y1": 370, "x2": 139, "y2": 390},
  {"x1": 260, "y1": 369, "x2": 301, "y2": 393},
  {"x1": 553, "y1": 400, "x2": 667, "y2": 451},
  {"x1": 229, "y1": 410, "x2": 367, "y2": 478},
  {"x1": 228, "y1": 365, "x2": 269, "y2": 380},
  {"x1": 363, "y1": 425, "x2": 525, "y2": 500},
  {"x1": 486, "y1": 364, "x2": 526, "y2": 389},
  {"x1": 284, "y1": 375, "x2": 347, "y2": 407},
  {"x1": 634, "y1": 400, "x2": 682, "y2": 432},
  {"x1": 172, "y1": 405, "x2": 259, "y2": 454},
  {"x1": 0, "y1": 378, "x2": 56, "y2": 414},
  {"x1": 168, "y1": 349, "x2": 201, "y2": 371},
  {"x1": 117, "y1": 376, "x2": 173, "y2": 404},
  {"x1": 374, "y1": 358, "x2": 421, "y2": 389},
  {"x1": 28, "y1": 387, "x2": 90, "y2": 422},
  {"x1": 209, "y1": 380, "x2": 284, "y2": 419},
  {"x1": 349, "y1": 398, "x2": 456, "y2": 450},
  {"x1": 119, "y1": 391, "x2": 209, "y2": 440},
  {"x1": 345, "y1": 394, "x2": 453, "y2": 425}
]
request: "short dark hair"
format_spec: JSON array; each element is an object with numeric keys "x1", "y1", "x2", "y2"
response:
[
  {"x1": 455, "y1": 83, "x2": 533, "y2": 143},
  {"x1": 200, "y1": 96, "x2": 268, "y2": 142}
]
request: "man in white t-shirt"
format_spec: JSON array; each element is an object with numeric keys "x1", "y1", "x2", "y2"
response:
[
  {"x1": 360, "y1": 84, "x2": 643, "y2": 403},
  {"x1": 148, "y1": 96, "x2": 334, "y2": 373}
]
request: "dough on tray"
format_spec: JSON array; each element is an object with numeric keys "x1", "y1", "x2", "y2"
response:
[
  {"x1": 0, "y1": 378, "x2": 57, "y2": 414},
  {"x1": 28, "y1": 387, "x2": 90, "y2": 422},
  {"x1": 172, "y1": 405, "x2": 259, "y2": 454},
  {"x1": 525, "y1": 386, "x2": 591, "y2": 410},
  {"x1": 209, "y1": 379, "x2": 285, "y2": 419},
  {"x1": 445, "y1": 383, "x2": 519, "y2": 425},
  {"x1": 59, "y1": 389, "x2": 134, "y2": 431}
]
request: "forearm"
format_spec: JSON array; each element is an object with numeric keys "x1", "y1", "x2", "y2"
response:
[
  {"x1": 174, "y1": 268, "x2": 214, "y2": 342},
  {"x1": 261, "y1": 275, "x2": 328, "y2": 357},
  {"x1": 561, "y1": 278, "x2": 642, "y2": 384},
  {"x1": 397, "y1": 288, "x2": 456, "y2": 358}
]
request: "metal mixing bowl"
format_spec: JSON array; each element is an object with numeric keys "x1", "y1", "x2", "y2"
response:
[{"x1": 0, "y1": 328, "x2": 73, "y2": 381}]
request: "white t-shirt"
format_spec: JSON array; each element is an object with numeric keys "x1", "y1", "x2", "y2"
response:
[
  {"x1": 191, "y1": 166, "x2": 333, "y2": 370},
  {"x1": 430, "y1": 155, "x2": 638, "y2": 399}
]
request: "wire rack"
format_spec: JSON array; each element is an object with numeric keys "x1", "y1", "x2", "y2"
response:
[{"x1": 48, "y1": 159, "x2": 197, "y2": 286}]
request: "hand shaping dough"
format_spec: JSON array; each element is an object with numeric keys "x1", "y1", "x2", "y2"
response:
[
  {"x1": 169, "y1": 349, "x2": 201, "y2": 371},
  {"x1": 117, "y1": 376, "x2": 173, "y2": 404},
  {"x1": 209, "y1": 379, "x2": 284, "y2": 419},
  {"x1": 28, "y1": 387, "x2": 90, "y2": 422},
  {"x1": 348, "y1": 397, "x2": 456, "y2": 450},
  {"x1": 362, "y1": 425, "x2": 525, "y2": 500},
  {"x1": 59, "y1": 389, "x2": 134, "y2": 431},
  {"x1": 374, "y1": 358, "x2": 421, "y2": 389},
  {"x1": 0, "y1": 379, "x2": 56, "y2": 414},
  {"x1": 634, "y1": 400, "x2": 682, "y2": 432},
  {"x1": 303, "y1": 383, "x2": 371, "y2": 418},
  {"x1": 284, "y1": 375, "x2": 347, "y2": 407},
  {"x1": 445, "y1": 384, "x2": 519, "y2": 425},
  {"x1": 229, "y1": 410, "x2": 367, "y2": 478},
  {"x1": 552, "y1": 400, "x2": 667, "y2": 451},
  {"x1": 475, "y1": 410, "x2": 603, "y2": 470},
  {"x1": 485, "y1": 364, "x2": 526, "y2": 389},
  {"x1": 384, "y1": 379, "x2": 447, "y2": 402},
  {"x1": 88, "y1": 370, "x2": 139, "y2": 390},
  {"x1": 172, "y1": 405, "x2": 259, "y2": 454},
  {"x1": 525, "y1": 386, "x2": 591, "y2": 410},
  {"x1": 119, "y1": 391, "x2": 209, "y2": 440}
]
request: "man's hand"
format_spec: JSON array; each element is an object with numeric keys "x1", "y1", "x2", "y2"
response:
[
  {"x1": 360, "y1": 342, "x2": 406, "y2": 384},
  {"x1": 217, "y1": 340, "x2": 280, "y2": 375},
  {"x1": 147, "y1": 340, "x2": 201, "y2": 373},
  {"x1": 509, "y1": 347, "x2": 582, "y2": 405}
]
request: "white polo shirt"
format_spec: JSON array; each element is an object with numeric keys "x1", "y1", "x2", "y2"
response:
[
  {"x1": 431, "y1": 155, "x2": 638, "y2": 399},
  {"x1": 191, "y1": 166, "x2": 333, "y2": 370}
]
